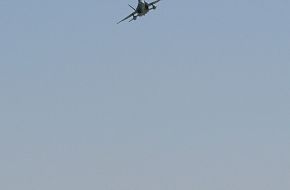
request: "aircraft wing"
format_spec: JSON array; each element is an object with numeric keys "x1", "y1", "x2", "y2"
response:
[
  {"x1": 117, "y1": 12, "x2": 135, "y2": 24},
  {"x1": 148, "y1": 0, "x2": 161, "y2": 6}
]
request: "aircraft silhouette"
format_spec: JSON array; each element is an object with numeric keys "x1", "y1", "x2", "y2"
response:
[{"x1": 117, "y1": 0, "x2": 161, "y2": 24}]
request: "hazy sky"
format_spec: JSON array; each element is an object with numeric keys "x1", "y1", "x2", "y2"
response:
[{"x1": 0, "y1": 0, "x2": 289, "y2": 190}]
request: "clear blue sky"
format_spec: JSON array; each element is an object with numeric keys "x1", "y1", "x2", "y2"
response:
[{"x1": 0, "y1": 0, "x2": 289, "y2": 189}]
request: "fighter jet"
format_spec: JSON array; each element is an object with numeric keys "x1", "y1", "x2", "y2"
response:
[{"x1": 117, "y1": 0, "x2": 161, "y2": 24}]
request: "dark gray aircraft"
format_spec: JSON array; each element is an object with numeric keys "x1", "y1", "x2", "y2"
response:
[{"x1": 117, "y1": 0, "x2": 161, "y2": 24}]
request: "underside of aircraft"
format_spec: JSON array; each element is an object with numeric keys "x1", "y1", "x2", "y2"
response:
[{"x1": 117, "y1": 0, "x2": 161, "y2": 24}]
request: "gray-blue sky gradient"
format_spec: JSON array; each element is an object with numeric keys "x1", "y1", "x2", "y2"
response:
[{"x1": 0, "y1": 0, "x2": 290, "y2": 190}]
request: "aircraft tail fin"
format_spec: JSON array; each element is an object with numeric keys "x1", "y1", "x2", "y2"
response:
[{"x1": 128, "y1": 4, "x2": 136, "y2": 11}]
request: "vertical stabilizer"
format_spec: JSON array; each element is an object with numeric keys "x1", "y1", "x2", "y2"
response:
[{"x1": 128, "y1": 4, "x2": 136, "y2": 10}]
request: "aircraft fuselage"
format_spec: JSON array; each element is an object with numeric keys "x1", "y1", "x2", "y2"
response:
[{"x1": 136, "y1": 2, "x2": 150, "y2": 16}]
